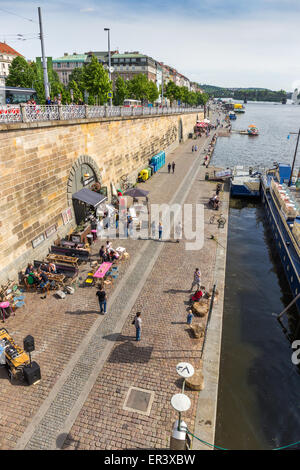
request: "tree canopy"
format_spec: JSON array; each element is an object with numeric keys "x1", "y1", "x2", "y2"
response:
[{"x1": 6, "y1": 55, "x2": 206, "y2": 107}]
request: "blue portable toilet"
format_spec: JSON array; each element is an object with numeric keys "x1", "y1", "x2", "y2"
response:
[{"x1": 278, "y1": 164, "x2": 291, "y2": 184}]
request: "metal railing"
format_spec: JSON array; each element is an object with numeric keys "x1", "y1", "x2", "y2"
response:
[{"x1": 0, "y1": 104, "x2": 203, "y2": 124}]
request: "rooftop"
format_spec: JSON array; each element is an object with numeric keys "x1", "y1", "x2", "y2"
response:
[
  {"x1": 0, "y1": 42, "x2": 23, "y2": 57},
  {"x1": 53, "y1": 53, "x2": 87, "y2": 62}
]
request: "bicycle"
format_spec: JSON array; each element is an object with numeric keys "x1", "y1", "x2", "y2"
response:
[{"x1": 209, "y1": 213, "x2": 226, "y2": 228}]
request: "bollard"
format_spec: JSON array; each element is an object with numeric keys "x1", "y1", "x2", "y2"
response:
[{"x1": 170, "y1": 420, "x2": 188, "y2": 450}]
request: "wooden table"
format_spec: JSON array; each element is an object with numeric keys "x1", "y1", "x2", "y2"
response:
[
  {"x1": 93, "y1": 262, "x2": 112, "y2": 279},
  {"x1": 46, "y1": 254, "x2": 78, "y2": 267},
  {"x1": 47, "y1": 273, "x2": 65, "y2": 286}
]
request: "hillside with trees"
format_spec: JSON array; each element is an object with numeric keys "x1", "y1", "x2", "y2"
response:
[{"x1": 200, "y1": 84, "x2": 288, "y2": 102}]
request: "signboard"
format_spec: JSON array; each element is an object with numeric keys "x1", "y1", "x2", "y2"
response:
[
  {"x1": 107, "y1": 91, "x2": 113, "y2": 98},
  {"x1": 45, "y1": 224, "x2": 57, "y2": 238},
  {"x1": 176, "y1": 362, "x2": 195, "y2": 379},
  {"x1": 32, "y1": 233, "x2": 45, "y2": 249}
]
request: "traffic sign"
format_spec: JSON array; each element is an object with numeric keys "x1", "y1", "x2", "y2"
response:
[
  {"x1": 176, "y1": 362, "x2": 194, "y2": 379},
  {"x1": 107, "y1": 91, "x2": 113, "y2": 98}
]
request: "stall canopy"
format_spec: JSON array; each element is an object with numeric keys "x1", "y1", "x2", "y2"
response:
[
  {"x1": 123, "y1": 188, "x2": 149, "y2": 198},
  {"x1": 72, "y1": 188, "x2": 107, "y2": 208}
]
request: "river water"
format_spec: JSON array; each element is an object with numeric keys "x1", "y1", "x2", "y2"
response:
[{"x1": 213, "y1": 102, "x2": 300, "y2": 450}]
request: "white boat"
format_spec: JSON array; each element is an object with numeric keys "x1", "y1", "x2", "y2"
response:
[{"x1": 230, "y1": 166, "x2": 261, "y2": 197}]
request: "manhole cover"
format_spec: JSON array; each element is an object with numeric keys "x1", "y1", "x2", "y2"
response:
[{"x1": 123, "y1": 387, "x2": 154, "y2": 416}]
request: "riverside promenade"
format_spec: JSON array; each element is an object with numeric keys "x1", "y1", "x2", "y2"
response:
[{"x1": 0, "y1": 119, "x2": 229, "y2": 450}]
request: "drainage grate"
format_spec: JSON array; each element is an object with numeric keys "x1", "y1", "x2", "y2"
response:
[{"x1": 123, "y1": 387, "x2": 154, "y2": 416}]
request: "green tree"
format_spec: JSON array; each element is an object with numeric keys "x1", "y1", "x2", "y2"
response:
[
  {"x1": 68, "y1": 67, "x2": 85, "y2": 94},
  {"x1": 82, "y1": 55, "x2": 112, "y2": 105},
  {"x1": 127, "y1": 73, "x2": 150, "y2": 103},
  {"x1": 68, "y1": 80, "x2": 83, "y2": 103},
  {"x1": 164, "y1": 81, "x2": 177, "y2": 105},
  {"x1": 113, "y1": 75, "x2": 128, "y2": 105},
  {"x1": 147, "y1": 81, "x2": 159, "y2": 103},
  {"x1": 6, "y1": 56, "x2": 36, "y2": 88}
]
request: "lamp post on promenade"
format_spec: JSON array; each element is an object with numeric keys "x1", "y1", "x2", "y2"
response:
[
  {"x1": 38, "y1": 7, "x2": 50, "y2": 101},
  {"x1": 104, "y1": 27, "x2": 113, "y2": 107}
]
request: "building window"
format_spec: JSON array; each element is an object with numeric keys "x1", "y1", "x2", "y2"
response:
[
  {"x1": 125, "y1": 58, "x2": 130, "y2": 63},
  {"x1": 141, "y1": 58, "x2": 146, "y2": 62}
]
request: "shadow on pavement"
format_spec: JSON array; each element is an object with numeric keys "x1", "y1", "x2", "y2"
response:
[
  {"x1": 57, "y1": 432, "x2": 80, "y2": 450},
  {"x1": 65, "y1": 309, "x2": 99, "y2": 315},
  {"x1": 108, "y1": 341, "x2": 153, "y2": 363},
  {"x1": 103, "y1": 333, "x2": 135, "y2": 342}
]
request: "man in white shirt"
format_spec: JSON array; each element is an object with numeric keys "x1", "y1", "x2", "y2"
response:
[{"x1": 134, "y1": 312, "x2": 142, "y2": 341}]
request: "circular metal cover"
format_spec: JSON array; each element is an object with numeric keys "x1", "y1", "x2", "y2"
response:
[{"x1": 171, "y1": 393, "x2": 191, "y2": 412}]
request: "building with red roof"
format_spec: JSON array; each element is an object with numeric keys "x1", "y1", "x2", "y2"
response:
[{"x1": 0, "y1": 42, "x2": 23, "y2": 86}]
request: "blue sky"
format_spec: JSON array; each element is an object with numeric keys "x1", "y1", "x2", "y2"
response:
[{"x1": 1, "y1": 0, "x2": 299, "y2": 91}]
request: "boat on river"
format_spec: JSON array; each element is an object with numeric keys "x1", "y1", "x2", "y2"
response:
[
  {"x1": 228, "y1": 111, "x2": 236, "y2": 120},
  {"x1": 247, "y1": 124, "x2": 259, "y2": 135},
  {"x1": 261, "y1": 163, "x2": 300, "y2": 313},
  {"x1": 234, "y1": 103, "x2": 245, "y2": 113},
  {"x1": 230, "y1": 166, "x2": 261, "y2": 197}
]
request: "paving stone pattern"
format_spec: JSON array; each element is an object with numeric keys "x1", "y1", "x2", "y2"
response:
[{"x1": 0, "y1": 120, "x2": 224, "y2": 450}]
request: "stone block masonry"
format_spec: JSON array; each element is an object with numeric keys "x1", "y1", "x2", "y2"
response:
[{"x1": 0, "y1": 112, "x2": 202, "y2": 283}]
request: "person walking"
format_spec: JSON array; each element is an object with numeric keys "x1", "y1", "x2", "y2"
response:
[
  {"x1": 190, "y1": 268, "x2": 201, "y2": 292},
  {"x1": 168, "y1": 162, "x2": 171, "y2": 173},
  {"x1": 158, "y1": 222, "x2": 163, "y2": 240},
  {"x1": 194, "y1": 145, "x2": 198, "y2": 152},
  {"x1": 96, "y1": 284, "x2": 107, "y2": 314},
  {"x1": 133, "y1": 312, "x2": 142, "y2": 341},
  {"x1": 187, "y1": 310, "x2": 194, "y2": 325},
  {"x1": 192, "y1": 145, "x2": 194, "y2": 152},
  {"x1": 172, "y1": 161, "x2": 175, "y2": 173}
]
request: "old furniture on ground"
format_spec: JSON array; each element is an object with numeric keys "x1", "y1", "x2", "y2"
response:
[
  {"x1": 50, "y1": 245, "x2": 90, "y2": 262},
  {"x1": 46, "y1": 253, "x2": 78, "y2": 268},
  {"x1": 93, "y1": 262, "x2": 113, "y2": 279}
]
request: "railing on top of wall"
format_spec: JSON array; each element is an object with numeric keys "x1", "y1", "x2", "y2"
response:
[{"x1": 0, "y1": 104, "x2": 203, "y2": 124}]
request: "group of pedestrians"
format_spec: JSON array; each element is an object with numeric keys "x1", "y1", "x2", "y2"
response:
[
  {"x1": 167, "y1": 161, "x2": 176, "y2": 174},
  {"x1": 93, "y1": 139, "x2": 208, "y2": 341}
]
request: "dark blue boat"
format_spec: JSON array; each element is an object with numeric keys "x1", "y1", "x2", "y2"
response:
[{"x1": 261, "y1": 164, "x2": 300, "y2": 313}]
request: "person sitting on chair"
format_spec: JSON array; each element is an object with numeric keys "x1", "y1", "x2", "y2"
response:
[
  {"x1": 37, "y1": 268, "x2": 49, "y2": 297},
  {"x1": 191, "y1": 289, "x2": 205, "y2": 304},
  {"x1": 25, "y1": 263, "x2": 34, "y2": 276},
  {"x1": 40, "y1": 263, "x2": 50, "y2": 272},
  {"x1": 49, "y1": 263, "x2": 57, "y2": 273}
]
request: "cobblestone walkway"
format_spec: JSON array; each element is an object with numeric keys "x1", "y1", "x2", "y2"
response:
[{"x1": 0, "y1": 120, "x2": 226, "y2": 450}]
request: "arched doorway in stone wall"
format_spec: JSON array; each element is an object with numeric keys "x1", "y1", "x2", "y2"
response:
[
  {"x1": 67, "y1": 155, "x2": 103, "y2": 224},
  {"x1": 178, "y1": 118, "x2": 183, "y2": 143}
]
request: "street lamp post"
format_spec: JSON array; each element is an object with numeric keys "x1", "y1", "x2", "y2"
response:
[
  {"x1": 104, "y1": 27, "x2": 112, "y2": 107},
  {"x1": 38, "y1": 7, "x2": 50, "y2": 101}
]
